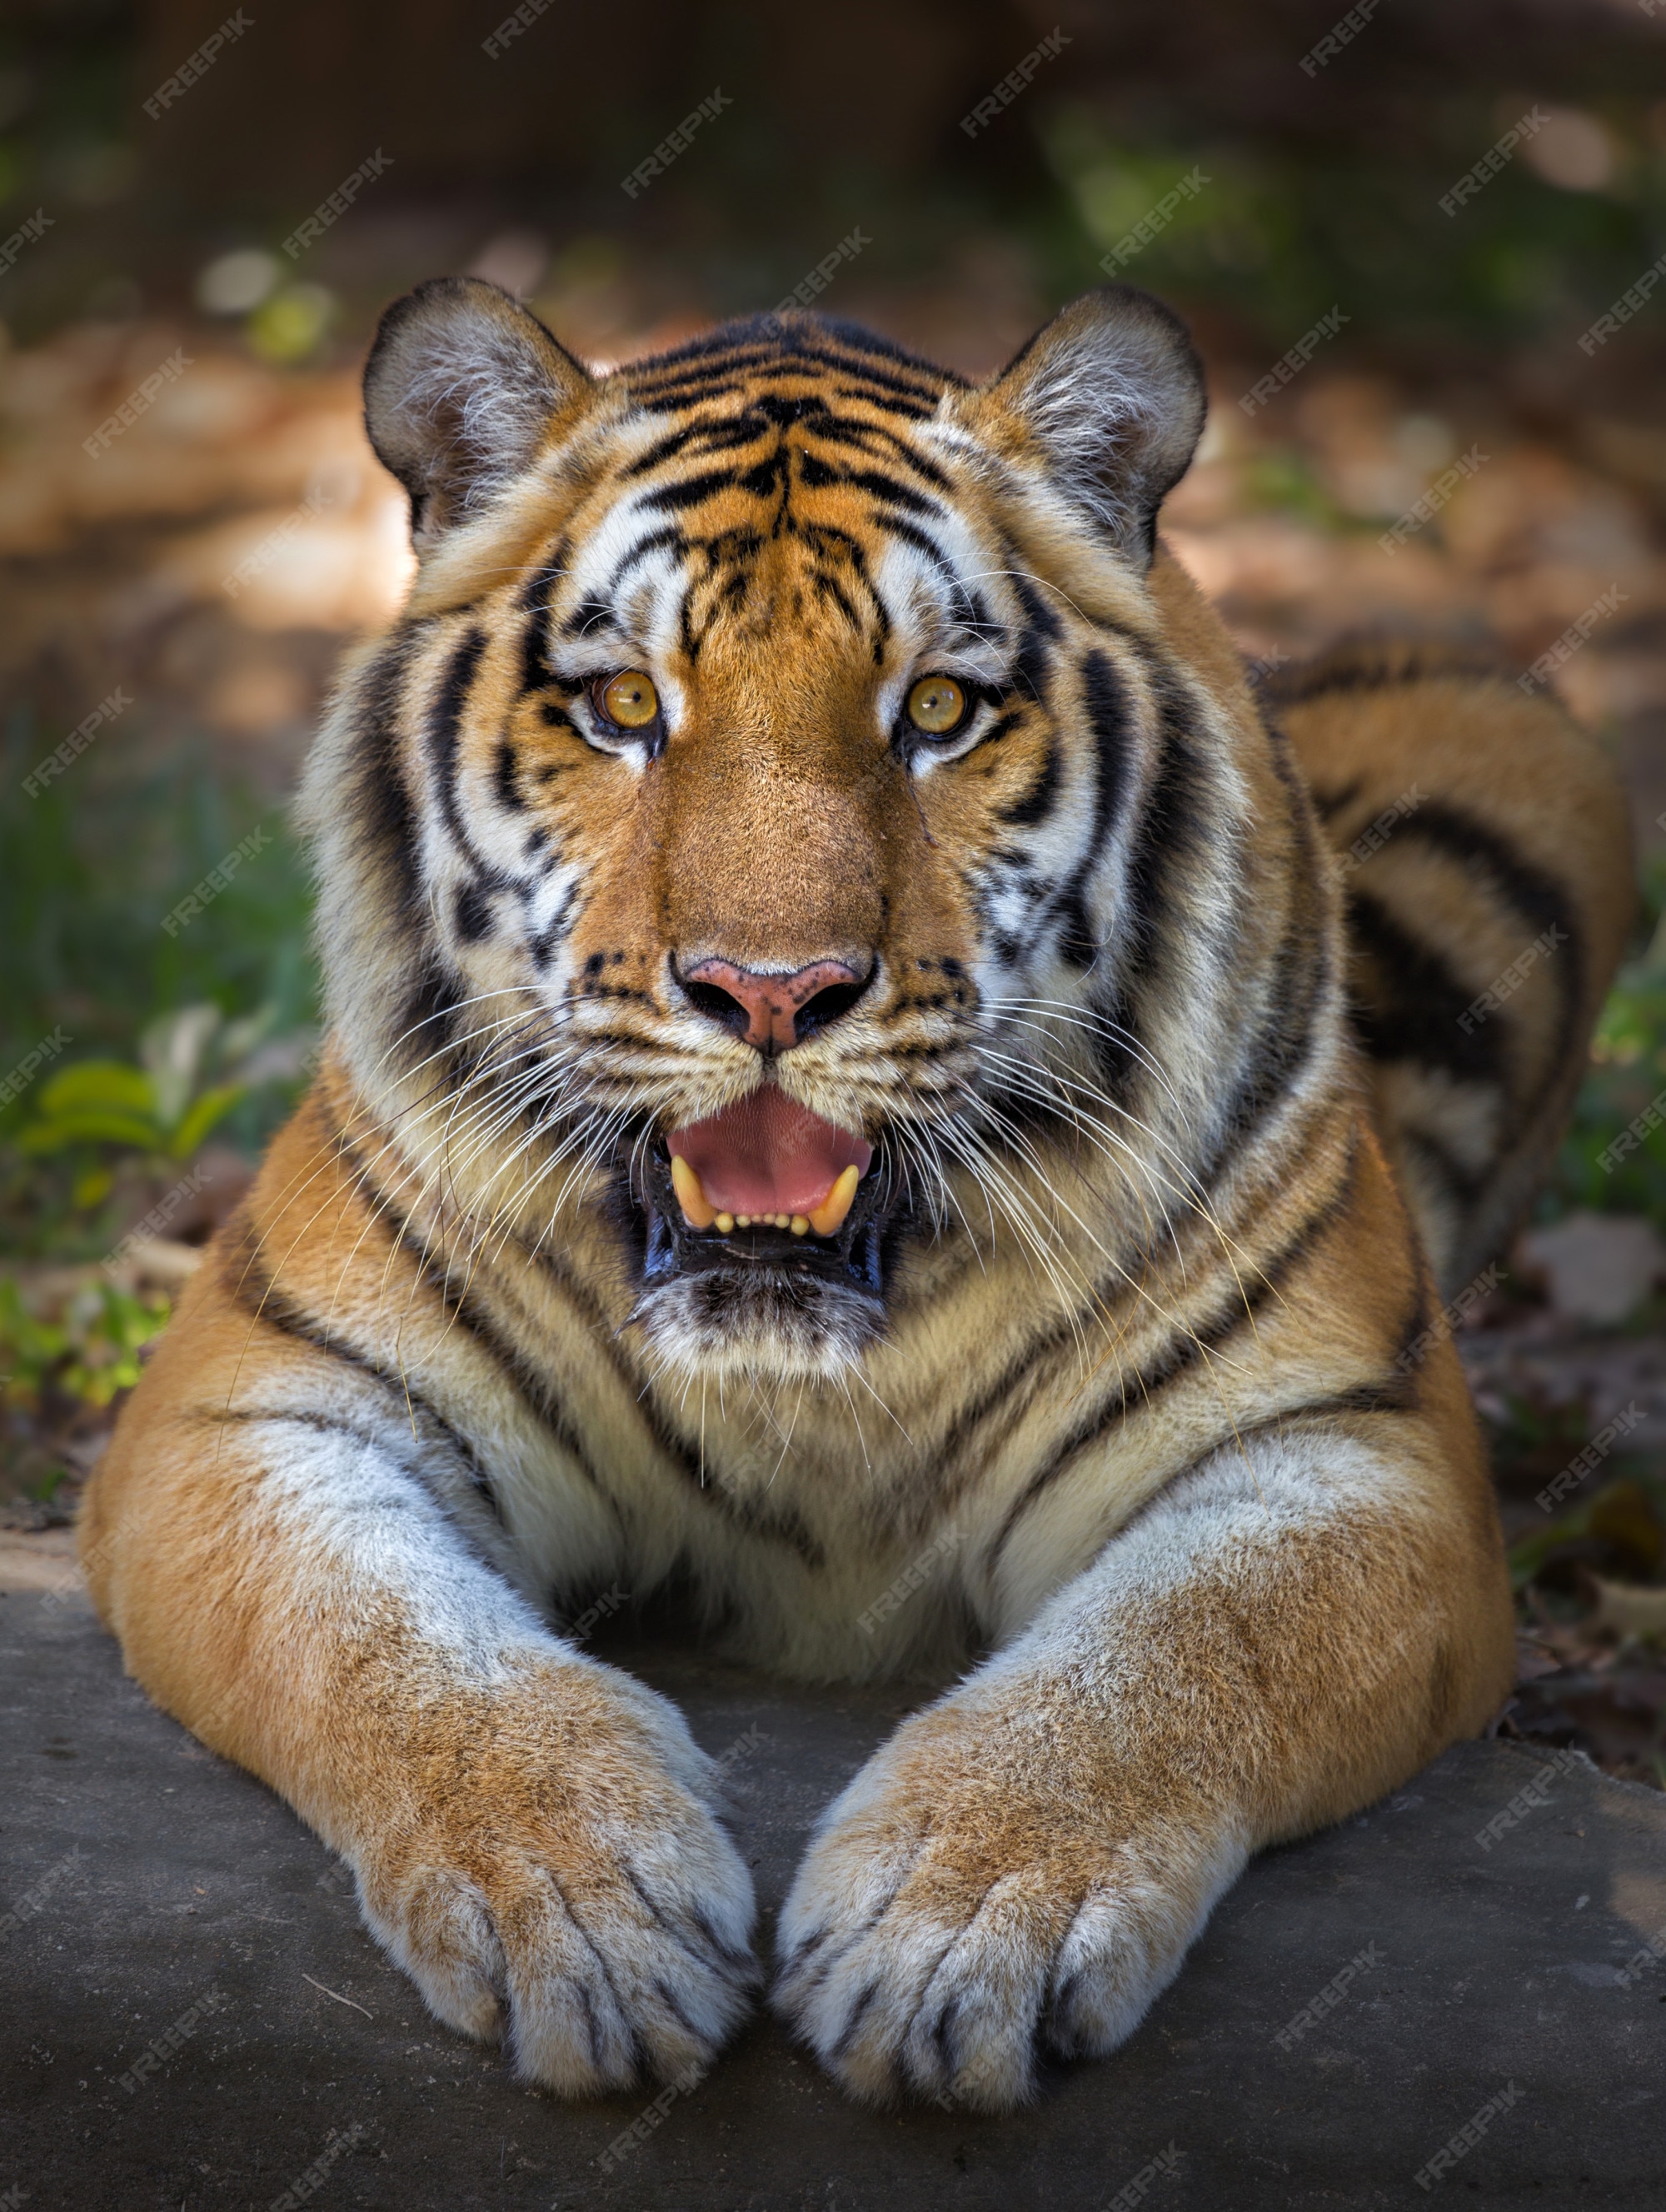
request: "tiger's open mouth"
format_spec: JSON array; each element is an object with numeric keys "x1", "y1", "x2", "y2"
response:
[{"x1": 635, "y1": 1087, "x2": 894, "y2": 1297}]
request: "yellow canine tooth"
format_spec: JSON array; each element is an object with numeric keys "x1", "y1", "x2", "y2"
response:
[
  {"x1": 670, "y1": 1154, "x2": 716, "y2": 1230},
  {"x1": 807, "y1": 1163, "x2": 860, "y2": 1239}
]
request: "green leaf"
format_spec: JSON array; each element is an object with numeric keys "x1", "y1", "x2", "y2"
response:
[
  {"x1": 37, "y1": 1061, "x2": 157, "y2": 1119},
  {"x1": 169, "y1": 1081, "x2": 247, "y2": 1158},
  {"x1": 17, "y1": 1109, "x2": 165, "y2": 1155}
]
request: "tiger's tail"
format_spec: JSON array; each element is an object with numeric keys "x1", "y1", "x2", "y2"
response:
[{"x1": 1264, "y1": 639, "x2": 1634, "y2": 1298}]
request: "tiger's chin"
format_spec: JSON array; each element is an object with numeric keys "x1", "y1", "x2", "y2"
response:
[
  {"x1": 623, "y1": 1147, "x2": 895, "y2": 1383},
  {"x1": 631, "y1": 1265, "x2": 887, "y2": 1384}
]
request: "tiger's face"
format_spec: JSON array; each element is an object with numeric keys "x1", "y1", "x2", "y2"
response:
[{"x1": 319, "y1": 281, "x2": 1210, "y2": 1381}]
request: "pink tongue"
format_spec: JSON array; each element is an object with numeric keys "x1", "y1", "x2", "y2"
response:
[{"x1": 668, "y1": 1090, "x2": 872, "y2": 1216}]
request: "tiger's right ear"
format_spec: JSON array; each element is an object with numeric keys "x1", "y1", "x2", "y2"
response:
[{"x1": 363, "y1": 277, "x2": 596, "y2": 547}]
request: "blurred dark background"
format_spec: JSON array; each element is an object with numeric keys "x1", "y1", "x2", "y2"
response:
[
  {"x1": 5, "y1": 0, "x2": 1666, "y2": 1774},
  {"x1": 12, "y1": 0, "x2": 1666, "y2": 361}
]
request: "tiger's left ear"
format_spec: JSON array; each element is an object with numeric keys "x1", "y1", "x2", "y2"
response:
[{"x1": 953, "y1": 285, "x2": 1206, "y2": 569}]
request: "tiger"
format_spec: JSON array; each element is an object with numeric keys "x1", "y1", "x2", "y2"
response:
[{"x1": 80, "y1": 277, "x2": 1633, "y2": 2114}]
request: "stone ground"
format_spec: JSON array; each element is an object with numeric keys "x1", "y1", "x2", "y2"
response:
[{"x1": 2, "y1": 1574, "x2": 1666, "y2": 2212}]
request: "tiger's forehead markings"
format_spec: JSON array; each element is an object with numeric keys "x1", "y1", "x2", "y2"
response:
[
  {"x1": 611, "y1": 325, "x2": 960, "y2": 524},
  {"x1": 519, "y1": 327, "x2": 1011, "y2": 677},
  {"x1": 621, "y1": 319, "x2": 959, "y2": 413}
]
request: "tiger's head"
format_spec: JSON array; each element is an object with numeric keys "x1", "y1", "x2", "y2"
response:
[{"x1": 305, "y1": 279, "x2": 1304, "y2": 1386}]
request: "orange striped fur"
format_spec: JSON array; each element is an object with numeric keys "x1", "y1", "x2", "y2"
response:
[{"x1": 82, "y1": 282, "x2": 1627, "y2": 2110}]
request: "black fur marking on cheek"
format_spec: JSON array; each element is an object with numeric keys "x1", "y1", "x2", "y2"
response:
[
  {"x1": 494, "y1": 739, "x2": 526, "y2": 811},
  {"x1": 531, "y1": 888, "x2": 580, "y2": 971},
  {"x1": 1098, "y1": 655, "x2": 1209, "y2": 1011},
  {"x1": 998, "y1": 740, "x2": 1060, "y2": 826},
  {"x1": 390, "y1": 951, "x2": 463, "y2": 1073},
  {"x1": 454, "y1": 881, "x2": 492, "y2": 945},
  {"x1": 1055, "y1": 647, "x2": 1133, "y2": 970},
  {"x1": 352, "y1": 628, "x2": 426, "y2": 920},
  {"x1": 427, "y1": 627, "x2": 504, "y2": 881}
]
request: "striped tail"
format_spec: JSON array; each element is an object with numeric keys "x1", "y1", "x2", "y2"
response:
[{"x1": 1264, "y1": 640, "x2": 1634, "y2": 1297}]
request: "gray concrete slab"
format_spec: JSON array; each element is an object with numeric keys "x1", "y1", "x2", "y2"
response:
[{"x1": 3, "y1": 1585, "x2": 1665, "y2": 2210}]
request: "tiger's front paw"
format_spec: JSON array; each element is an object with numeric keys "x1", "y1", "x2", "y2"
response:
[
  {"x1": 350, "y1": 1657, "x2": 758, "y2": 2098},
  {"x1": 774, "y1": 1693, "x2": 1246, "y2": 2112}
]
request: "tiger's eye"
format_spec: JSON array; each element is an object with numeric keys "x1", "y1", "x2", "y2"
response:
[
  {"x1": 600, "y1": 670, "x2": 659, "y2": 729},
  {"x1": 906, "y1": 674, "x2": 967, "y2": 736}
]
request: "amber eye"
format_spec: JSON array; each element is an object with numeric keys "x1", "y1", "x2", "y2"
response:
[
  {"x1": 597, "y1": 670, "x2": 660, "y2": 729},
  {"x1": 905, "y1": 674, "x2": 968, "y2": 737}
]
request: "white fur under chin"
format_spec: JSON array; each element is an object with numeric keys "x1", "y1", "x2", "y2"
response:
[{"x1": 631, "y1": 1268, "x2": 886, "y2": 1386}]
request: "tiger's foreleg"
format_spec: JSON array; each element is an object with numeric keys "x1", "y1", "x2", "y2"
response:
[
  {"x1": 774, "y1": 1405, "x2": 1513, "y2": 2110},
  {"x1": 81, "y1": 1316, "x2": 758, "y2": 2096}
]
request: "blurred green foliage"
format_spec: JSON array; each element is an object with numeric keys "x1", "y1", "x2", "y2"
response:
[
  {"x1": 17, "y1": 1004, "x2": 282, "y2": 1165},
  {"x1": 0, "y1": 1275, "x2": 170, "y2": 1414},
  {"x1": 0, "y1": 709, "x2": 317, "y2": 1261},
  {"x1": 1042, "y1": 110, "x2": 1666, "y2": 351},
  {"x1": 0, "y1": 708, "x2": 317, "y2": 1114},
  {"x1": 1549, "y1": 853, "x2": 1666, "y2": 1229}
]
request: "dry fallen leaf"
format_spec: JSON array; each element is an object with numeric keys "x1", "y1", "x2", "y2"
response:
[{"x1": 1590, "y1": 1578, "x2": 1666, "y2": 1640}]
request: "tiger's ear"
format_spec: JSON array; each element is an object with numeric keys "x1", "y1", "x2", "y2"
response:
[
  {"x1": 363, "y1": 277, "x2": 596, "y2": 547},
  {"x1": 956, "y1": 285, "x2": 1206, "y2": 569}
]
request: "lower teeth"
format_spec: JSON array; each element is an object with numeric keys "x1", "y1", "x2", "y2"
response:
[{"x1": 709, "y1": 1211, "x2": 811, "y2": 1236}]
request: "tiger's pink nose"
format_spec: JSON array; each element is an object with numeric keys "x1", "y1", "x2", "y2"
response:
[{"x1": 679, "y1": 956, "x2": 872, "y2": 1053}]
